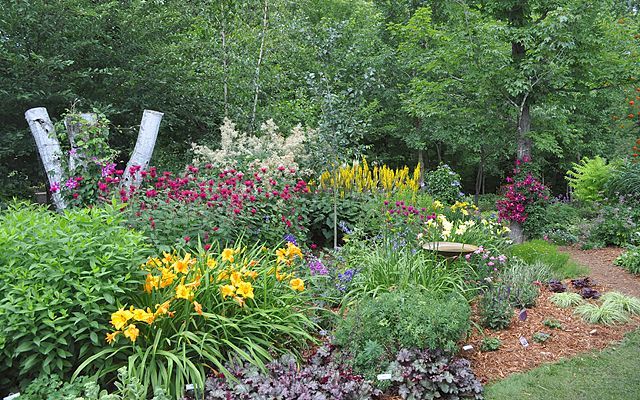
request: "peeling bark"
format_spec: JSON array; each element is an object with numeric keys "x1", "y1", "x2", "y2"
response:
[
  {"x1": 121, "y1": 110, "x2": 164, "y2": 188},
  {"x1": 25, "y1": 107, "x2": 66, "y2": 211}
]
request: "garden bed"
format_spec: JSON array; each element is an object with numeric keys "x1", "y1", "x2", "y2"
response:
[{"x1": 466, "y1": 287, "x2": 640, "y2": 383}]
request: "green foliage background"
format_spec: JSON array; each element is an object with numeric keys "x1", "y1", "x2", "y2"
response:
[{"x1": 1, "y1": 0, "x2": 639, "y2": 198}]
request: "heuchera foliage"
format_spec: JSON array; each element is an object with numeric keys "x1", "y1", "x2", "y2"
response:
[
  {"x1": 497, "y1": 158, "x2": 550, "y2": 224},
  {"x1": 385, "y1": 348, "x2": 483, "y2": 400},
  {"x1": 204, "y1": 343, "x2": 381, "y2": 400}
]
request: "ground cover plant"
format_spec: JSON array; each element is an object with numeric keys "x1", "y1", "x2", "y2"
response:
[
  {"x1": 0, "y1": 202, "x2": 149, "y2": 392},
  {"x1": 509, "y1": 240, "x2": 588, "y2": 278}
]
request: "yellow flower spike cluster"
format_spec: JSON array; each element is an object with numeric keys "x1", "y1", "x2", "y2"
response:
[
  {"x1": 106, "y1": 244, "x2": 307, "y2": 345},
  {"x1": 317, "y1": 159, "x2": 421, "y2": 197}
]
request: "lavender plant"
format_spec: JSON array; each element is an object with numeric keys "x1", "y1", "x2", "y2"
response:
[{"x1": 478, "y1": 284, "x2": 513, "y2": 330}]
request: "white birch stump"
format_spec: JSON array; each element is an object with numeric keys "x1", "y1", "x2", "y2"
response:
[
  {"x1": 65, "y1": 113, "x2": 97, "y2": 172},
  {"x1": 120, "y1": 110, "x2": 163, "y2": 188},
  {"x1": 25, "y1": 107, "x2": 67, "y2": 211}
]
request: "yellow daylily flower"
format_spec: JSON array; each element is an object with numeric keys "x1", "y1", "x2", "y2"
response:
[
  {"x1": 175, "y1": 281, "x2": 193, "y2": 300},
  {"x1": 290, "y1": 278, "x2": 305, "y2": 291},
  {"x1": 221, "y1": 248, "x2": 235, "y2": 263},
  {"x1": 230, "y1": 271, "x2": 243, "y2": 287},
  {"x1": 220, "y1": 284, "x2": 236, "y2": 298},
  {"x1": 123, "y1": 324, "x2": 140, "y2": 342},
  {"x1": 144, "y1": 273, "x2": 160, "y2": 293},
  {"x1": 110, "y1": 308, "x2": 133, "y2": 330},
  {"x1": 159, "y1": 267, "x2": 177, "y2": 288},
  {"x1": 173, "y1": 253, "x2": 192, "y2": 274},
  {"x1": 106, "y1": 331, "x2": 120, "y2": 344},
  {"x1": 236, "y1": 281, "x2": 254, "y2": 299},
  {"x1": 207, "y1": 258, "x2": 217, "y2": 269}
]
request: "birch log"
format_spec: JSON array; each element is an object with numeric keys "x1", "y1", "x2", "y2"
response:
[
  {"x1": 25, "y1": 107, "x2": 67, "y2": 211},
  {"x1": 120, "y1": 110, "x2": 163, "y2": 188},
  {"x1": 64, "y1": 113, "x2": 97, "y2": 172}
]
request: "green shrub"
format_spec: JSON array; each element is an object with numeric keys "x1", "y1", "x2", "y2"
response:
[
  {"x1": 0, "y1": 203, "x2": 149, "y2": 392},
  {"x1": 480, "y1": 337, "x2": 502, "y2": 352},
  {"x1": 509, "y1": 240, "x2": 588, "y2": 278},
  {"x1": 501, "y1": 261, "x2": 552, "y2": 308},
  {"x1": 550, "y1": 292, "x2": 584, "y2": 308},
  {"x1": 566, "y1": 156, "x2": 612, "y2": 203},
  {"x1": 335, "y1": 290, "x2": 470, "y2": 379},
  {"x1": 614, "y1": 246, "x2": 640, "y2": 274},
  {"x1": 21, "y1": 367, "x2": 170, "y2": 400},
  {"x1": 78, "y1": 241, "x2": 318, "y2": 397},
  {"x1": 478, "y1": 284, "x2": 513, "y2": 330},
  {"x1": 584, "y1": 202, "x2": 637, "y2": 248},
  {"x1": 527, "y1": 202, "x2": 581, "y2": 244},
  {"x1": 425, "y1": 164, "x2": 463, "y2": 204}
]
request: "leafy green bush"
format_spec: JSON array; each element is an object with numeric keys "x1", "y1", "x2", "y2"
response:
[
  {"x1": 425, "y1": 164, "x2": 463, "y2": 204},
  {"x1": 585, "y1": 202, "x2": 637, "y2": 248},
  {"x1": 509, "y1": 240, "x2": 588, "y2": 278},
  {"x1": 566, "y1": 156, "x2": 612, "y2": 203},
  {"x1": 22, "y1": 368, "x2": 170, "y2": 400},
  {"x1": 550, "y1": 292, "x2": 584, "y2": 308},
  {"x1": 0, "y1": 203, "x2": 149, "y2": 393},
  {"x1": 525, "y1": 201, "x2": 581, "y2": 244},
  {"x1": 478, "y1": 284, "x2": 513, "y2": 330},
  {"x1": 481, "y1": 337, "x2": 502, "y2": 352},
  {"x1": 335, "y1": 290, "x2": 470, "y2": 379},
  {"x1": 605, "y1": 161, "x2": 640, "y2": 197},
  {"x1": 501, "y1": 261, "x2": 552, "y2": 308},
  {"x1": 614, "y1": 246, "x2": 640, "y2": 274}
]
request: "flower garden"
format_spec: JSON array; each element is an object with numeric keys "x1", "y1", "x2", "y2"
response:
[{"x1": 1, "y1": 113, "x2": 640, "y2": 400}]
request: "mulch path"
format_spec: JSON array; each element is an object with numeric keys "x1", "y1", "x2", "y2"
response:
[
  {"x1": 465, "y1": 246, "x2": 640, "y2": 384},
  {"x1": 559, "y1": 246, "x2": 640, "y2": 298}
]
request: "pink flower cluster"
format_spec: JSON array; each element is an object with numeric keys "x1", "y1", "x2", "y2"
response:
[
  {"x1": 497, "y1": 159, "x2": 549, "y2": 223},
  {"x1": 384, "y1": 200, "x2": 436, "y2": 221}
]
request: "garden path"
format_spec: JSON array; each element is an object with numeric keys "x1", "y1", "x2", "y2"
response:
[{"x1": 559, "y1": 246, "x2": 640, "y2": 298}]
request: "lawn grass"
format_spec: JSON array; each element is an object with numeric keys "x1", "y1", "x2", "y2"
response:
[
  {"x1": 510, "y1": 239, "x2": 589, "y2": 278},
  {"x1": 485, "y1": 329, "x2": 640, "y2": 400}
]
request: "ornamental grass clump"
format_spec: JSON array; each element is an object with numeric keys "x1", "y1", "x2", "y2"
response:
[
  {"x1": 550, "y1": 292, "x2": 585, "y2": 308},
  {"x1": 75, "y1": 241, "x2": 318, "y2": 398},
  {"x1": 574, "y1": 302, "x2": 629, "y2": 326},
  {"x1": 601, "y1": 292, "x2": 640, "y2": 316}
]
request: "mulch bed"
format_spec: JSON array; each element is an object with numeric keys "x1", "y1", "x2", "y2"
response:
[{"x1": 465, "y1": 286, "x2": 640, "y2": 384}]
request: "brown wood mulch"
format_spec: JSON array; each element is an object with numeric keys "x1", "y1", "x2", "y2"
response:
[{"x1": 465, "y1": 246, "x2": 640, "y2": 384}]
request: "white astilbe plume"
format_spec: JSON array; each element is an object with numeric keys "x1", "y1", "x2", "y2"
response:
[{"x1": 192, "y1": 118, "x2": 316, "y2": 177}]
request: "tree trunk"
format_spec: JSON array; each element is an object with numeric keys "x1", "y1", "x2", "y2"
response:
[
  {"x1": 509, "y1": 221, "x2": 525, "y2": 244},
  {"x1": 250, "y1": 0, "x2": 269, "y2": 132},
  {"x1": 65, "y1": 113, "x2": 97, "y2": 172},
  {"x1": 220, "y1": 0, "x2": 229, "y2": 117},
  {"x1": 435, "y1": 142, "x2": 442, "y2": 163},
  {"x1": 418, "y1": 149, "x2": 425, "y2": 188},
  {"x1": 25, "y1": 107, "x2": 66, "y2": 211},
  {"x1": 474, "y1": 155, "x2": 484, "y2": 205},
  {"x1": 121, "y1": 110, "x2": 164, "y2": 188},
  {"x1": 517, "y1": 99, "x2": 532, "y2": 159}
]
